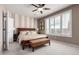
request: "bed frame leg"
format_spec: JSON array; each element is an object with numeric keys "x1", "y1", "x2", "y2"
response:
[
  {"x1": 29, "y1": 45, "x2": 31, "y2": 48},
  {"x1": 32, "y1": 48, "x2": 34, "y2": 52},
  {"x1": 49, "y1": 41, "x2": 50, "y2": 46},
  {"x1": 22, "y1": 45, "x2": 25, "y2": 50}
]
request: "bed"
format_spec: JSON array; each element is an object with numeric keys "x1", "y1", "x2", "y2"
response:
[{"x1": 17, "y1": 28, "x2": 50, "y2": 51}]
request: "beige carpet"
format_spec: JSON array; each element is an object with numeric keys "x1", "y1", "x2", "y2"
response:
[{"x1": 0, "y1": 40, "x2": 79, "y2": 55}]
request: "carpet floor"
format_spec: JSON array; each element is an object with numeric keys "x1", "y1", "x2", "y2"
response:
[{"x1": 0, "y1": 40, "x2": 79, "y2": 55}]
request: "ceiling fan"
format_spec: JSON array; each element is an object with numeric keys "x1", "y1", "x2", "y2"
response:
[{"x1": 31, "y1": 4, "x2": 50, "y2": 14}]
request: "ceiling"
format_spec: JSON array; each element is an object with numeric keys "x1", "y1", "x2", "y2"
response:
[{"x1": 5, "y1": 4, "x2": 71, "y2": 19}]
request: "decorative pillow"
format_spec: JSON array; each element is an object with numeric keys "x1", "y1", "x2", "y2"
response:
[
  {"x1": 27, "y1": 31, "x2": 32, "y2": 35},
  {"x1": 31, "y1": 31, "x2": 37, "y2": 34},
  {"x1": 26, "y1": 32, "x2": 29, "y2": 35},
  {"x1": 20, "y1": 31, "x2": 28, "y2": 35}
]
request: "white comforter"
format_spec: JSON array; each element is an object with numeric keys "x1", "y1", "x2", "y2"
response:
[{"x1": 18, "y1": 34, "x2": 47, "y2": 44}]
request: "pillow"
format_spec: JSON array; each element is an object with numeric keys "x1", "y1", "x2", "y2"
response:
[
  {"x1": 31, "y1": 31, "x2": 37, "y2": 34},
  {"x1": 20, "y1": 31, "x2": 28, "y2": 35},
  {"x1": 26, "y1": 31, "x2": 29, "y2": 35},
  {"x1": 27, "y1": 31, "x2": 31, "y2": 35}
]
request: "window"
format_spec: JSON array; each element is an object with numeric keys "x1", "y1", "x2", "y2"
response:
[
  {"x1": 61, "y1": 11, "x2": 72, "y2": 36},
  {"x1": 45, "y1": 10, "x2": 72, "y2": 37},
  {"x1": 54, "y1": 15, "x2": 61, "y2": 34},
  {"x1": 50, "y1": 17, "x2": 55, "y2": 33}
]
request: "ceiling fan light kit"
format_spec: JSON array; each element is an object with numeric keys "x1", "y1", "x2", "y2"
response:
[
  {"x1": 32, "y1": 4, "x2": 50, "y2": 14},
  {"x1": 38, "y1": 8, "x2": 43, "y2": 11}
]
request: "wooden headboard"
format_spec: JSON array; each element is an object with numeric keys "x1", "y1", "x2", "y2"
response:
[
  {"x1": 17, "y1": 28, "x2": 35, "y2": 31},
  {"x1": 16, "y1": 28, "x2": 36, "y2": 36},
  {"x1": 16, "y1": 28, "x2": 36, "y2": 34}
]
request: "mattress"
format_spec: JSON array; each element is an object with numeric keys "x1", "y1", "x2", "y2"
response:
[{"x1": 18, "y1": 34, "x2": 47, "y2": 44}]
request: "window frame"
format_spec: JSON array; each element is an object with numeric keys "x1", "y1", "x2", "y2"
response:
[
  {"x1": 45, "y1": 10, "x2": 72, "y2": 37},
  {"x1": 61, "y1": 10, "x2": 72, "y2": 37}
]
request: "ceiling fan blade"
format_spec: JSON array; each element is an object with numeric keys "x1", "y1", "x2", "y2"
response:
[
  {"x1": 43, "y1": 8, "x2": 50, "y2": 10},
  {"x1": 40, "y1": 11, "x2": 43, "y2": 14},
  {"x1": 32, "y1": 9, "x2": 37, "y2": 12},
  {"x1": 31, "y1": 4, "x2": 38, "y2": 8},
  {"x1": 39, "y1": 4, "x2": 45, "y2": 7},
  {"x1": 41, "y1": 4, "x2": 45, "y2": 7}
]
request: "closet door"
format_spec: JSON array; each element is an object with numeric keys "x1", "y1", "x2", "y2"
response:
[
  {"x1": 7, "y1": 17, "x2": 14, "y2": 43},
  {"x1": 2, "y1": 11, "x2": 7, "y2": 51}
]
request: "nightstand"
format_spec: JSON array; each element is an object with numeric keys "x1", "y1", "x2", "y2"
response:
[{"x1": 13, "y1": 34, "x2": 18, "y2": 42}]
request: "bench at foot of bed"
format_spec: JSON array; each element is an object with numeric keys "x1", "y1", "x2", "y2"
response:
[
  {"x1": 21, "y1": 40, "x2": 30, "y2": 50},
  {"x1": 29, "y1": 38, "x2": 50, "y2": 52}
]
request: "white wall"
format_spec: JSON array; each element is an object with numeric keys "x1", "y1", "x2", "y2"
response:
[
  {"x1": 14, "y1": 14, "x2": 20, "y2": 28},
  {"x1": 21, "y1": 15, "x2": 25, "y2": 28},
  {"x1": 14, "y1": 14, "x2": 37, "y2": 29},
  {"x1": 25, "y1": 16, "x2": 30, "y2": 28}
]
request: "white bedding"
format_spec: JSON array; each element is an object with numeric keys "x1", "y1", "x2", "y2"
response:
[{"x1": 18, "y1": 34, "x2": 47, "y2": 44}]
